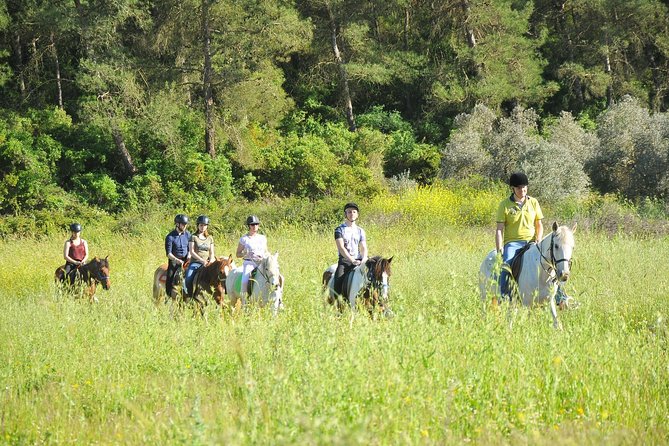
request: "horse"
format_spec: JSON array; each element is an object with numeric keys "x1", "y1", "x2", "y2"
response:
[
  {"x1": 323, "y1": 256, "x2": 393, "y2": 318},
  {"x1": 479, "y1": 222, "x2": 577, "y2": 329},
  {"x1": 55, "y1": 256, "x2": 111, "y2": 302},
  {"x1": 225, "y1": 252, "x2": 284, "y2": 315},
  {"x1": 152, "y1": 262, "x2": 186, "y2": 305},
  {"x1": 190, "y1": 255, "x2": 235, "y2": 308}
]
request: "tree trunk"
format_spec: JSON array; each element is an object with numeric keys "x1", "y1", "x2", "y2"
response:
[
  {"x1": 14, "y1": 31, "x2": 26, "y2": 100},
  {"x1": 604, "y1": 51, "x2": 613, "y2": 108},
  {"x1": 111, "y1": 123, "x2": 138, "y2": 176},
  {"x1": 326, "y1": 2, "x2": 356, "y2": 132},
  {"x1": 50, "y1": 32, "x2": 64, "y2": 108},
  {"x1": 403, "y1": 5, "x2": 414, "y2": 118},
  {"x1": 202, "y1": 0, "x2": 216, "y2": 157},
  {"x1": 461, "y1": 0, "x2": 477, "y2": 48}
]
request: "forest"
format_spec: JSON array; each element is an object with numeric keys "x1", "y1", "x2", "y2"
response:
[{"x1": 1, "y1": 0, "x2": 669, "y2": 233}]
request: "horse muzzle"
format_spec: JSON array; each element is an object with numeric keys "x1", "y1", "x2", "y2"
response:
[{"x1": 557, "y1": 269, "x2": 570, "y2": 281}]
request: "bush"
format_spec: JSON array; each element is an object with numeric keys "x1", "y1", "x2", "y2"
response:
[
  {"x1": 588, "y1": 96, "x2": 669, "y2": 199},
  {"x1": 442, "y1": 105, "x2": 591, "y2": 200}
]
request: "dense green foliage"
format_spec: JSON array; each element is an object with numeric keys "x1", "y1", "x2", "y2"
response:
[
  {"x1": 1, "y1": 193, "x2": 668, "y2": 444},
  {"x1": 1, "y1": 0, "x2": 669, "y2": 226}
]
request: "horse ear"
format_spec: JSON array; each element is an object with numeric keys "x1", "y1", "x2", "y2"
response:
[
  {"x1": 552, "y1": 221, "x2": 558, "y2": 232},
  {"x1": 571, "y1": 222, "x2": 578, "y2": 233},
  {"x1": 274, "y1": 251, "x2": 279, "y2": 258},
  {"x1": 105, "y1": 255, "x2": 109, "y2": 261},
  {"x1": 388, "y1": 256, "x2": 393, "y2": 264}
]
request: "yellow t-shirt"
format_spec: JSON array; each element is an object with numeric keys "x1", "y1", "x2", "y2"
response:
[{"x1": 496, "y1": 195, "x2": 543, "y2": 245}]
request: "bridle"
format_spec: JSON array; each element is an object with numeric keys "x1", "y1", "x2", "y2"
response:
[
  {"x1": 365, "y1": 261, "x2": 390, "y2": 303},
  {"x1": 537, "y1": 232, "x2": 572, "y2": 280},
  {"x1": 254, "y1": 258, "x2": 280, "y2": 290}
]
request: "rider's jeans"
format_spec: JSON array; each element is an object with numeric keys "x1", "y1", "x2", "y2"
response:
[
  {"x1": 184, "y1": 261, "x2": 203, "y2": 295},
  {"x1": 500, "y1": 241, "x2": 528, "y2": 299}
]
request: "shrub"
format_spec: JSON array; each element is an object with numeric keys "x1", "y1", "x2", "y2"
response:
[
  {"x1": 589, "y1": 96, "x2": 669, "y2": 199},
  {"x1": 442, "y1": 104, "x2": 591, "y2": 201}
]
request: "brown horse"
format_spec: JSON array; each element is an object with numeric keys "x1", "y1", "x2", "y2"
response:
[
  {"x1": 191, "y1": 255, "x2": 235, "y2": 307},
  {"x1": 153, "y1": 262, "x2": 186, "y2": 304},
  {"x1": 55, "y1": 256, "x2": 111, "y2": 302}
]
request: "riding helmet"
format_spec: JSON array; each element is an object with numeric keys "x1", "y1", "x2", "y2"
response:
[
  {"x1": 246, "y1": 215, "x2": 260, "y2": 225},
  {"x1": 70, "y1": 222, "x2": 82, "y2": 232},
  {"x1": 509, "y1": 172, "x2": 529, "y2": 187},
  {"x1": 344, "y1": 202, "x2": 359, "y2": 213},
  {"x1": 174, "y1": 214, "x2": 189, "y2": 224},
  {"x1": 196, "y1": 215, "x2": 210, "y2": 225}
]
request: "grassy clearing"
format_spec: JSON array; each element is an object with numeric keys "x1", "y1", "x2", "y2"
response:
[{"x1": 1, "y1": 218, "x2": 668, "y2": 444}]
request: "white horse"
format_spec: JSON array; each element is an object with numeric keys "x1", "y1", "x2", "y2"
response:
[
  {"x1": 323, "y1": 256, "x2": 393, "y2": 317},
  {"x1": 479, "y1": 222, "x2": 577, "y2": 329},
  {"x1": 225, "y1": 252, "x2": 284, "y2": 315}
]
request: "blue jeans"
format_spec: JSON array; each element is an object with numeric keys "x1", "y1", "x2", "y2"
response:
[
  {"x1": 500, "y1": 241, "x2": 528, "y2": 299},
  {"x1": 184, "y1": 262, "x2": 203, "y2": 295}
]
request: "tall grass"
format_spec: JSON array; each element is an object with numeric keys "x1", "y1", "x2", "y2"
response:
[{"x1": 1, "y1": 194, "x2": 668, "y2": 444}]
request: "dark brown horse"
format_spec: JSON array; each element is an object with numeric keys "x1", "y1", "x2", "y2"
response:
[
  {"x1": 191, "y1": 255, "x2": 235, "y2": 308},
  {"x1": 55, "y1": 256, "x2": 111, "y2": 302}
]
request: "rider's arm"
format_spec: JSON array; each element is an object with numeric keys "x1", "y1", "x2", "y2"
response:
[
  {"x1": 208, "y1": 242, "x2": 215, "y2": 263},
  {"x1": 495, "y1": 222, "x2": 504, "y2": 253},
  {"x1": 534, "y1": 219, "x2": 543, "y2": 243},
  {"x1": 335, "y1": 238, "x2": 356, "y2": 264},
  {"x1": 236, "y1": 240, "x2": 245, "y2": 259},
  {"x1": 359, "y1": 239, "x2": 368, "y2": 265},
  {"x1": 81, "y1": 240, "x2": 89, "y2": 264}
]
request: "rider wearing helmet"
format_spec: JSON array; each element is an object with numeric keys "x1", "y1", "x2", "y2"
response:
[
  {"x1": 333, "y1": 202, "x2": 368, "y2": 297},
  {"x1": 496, "y1": 173, "x2": 543, "y2": 300},
  {"x1": 184, "y1": 215, "x2": 216, "y2": 296},
  {"x1": 165, "y1": 214, "x2": 191, "y2": 297},
  {"x1": 235, "y1": 215, "x2": 268, "y2": 295},
  {"x1": 495, "y1": 172, "x2": 573, "y2": 307},
  {"x1": 62, "y1": 222, "x2": 89, "y2": 283}
]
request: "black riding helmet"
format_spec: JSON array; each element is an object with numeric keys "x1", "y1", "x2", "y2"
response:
[
  {"x1": 344, "y1": 202, "x2": 359, "y2": 213},
  {"x1": 174, "y1": 214, "x2": 189, "y2": 224},
  {"x1": 70, "y1": 223, "x2": 82, "y2": 232},
  {"x1": 246, "y1": 215, "x2": 260, "y2": 225},
  {"x1": 196, "y1": 215, "x2": 210, "y2": 225},
  {"x1": 509, "y1": 172, "x2": 529, "y2": 187}
]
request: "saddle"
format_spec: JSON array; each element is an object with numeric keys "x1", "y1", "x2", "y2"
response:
[
  {"x1": 234, "y1": 267, "x2": 258, "y2": 295},
  {"x1": 337, "y1": 267, "x2": 362, "y2": 298},
  {"x1": 509, "y1": 243, "x2": 534, "y2": 281}
]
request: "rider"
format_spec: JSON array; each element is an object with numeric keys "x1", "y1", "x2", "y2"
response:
[
  {"x1": 333, "y1": 202, "x2": 368, "y2": 298},
  {"x1": 496, "y1": 172, "x2": 572, "y2": 307},
  {"x1": 235, "y1": 215, "x2": 268, "y2": 295},
  {"x1": 184, "y1": 215, "x2": 216, "y2": 296},
  {"x1": 165, "y1": 214, "x2": 191, "y2": 298},
  {"x1": 62, "y1": 222, "x2": 89, "y2": 284}
]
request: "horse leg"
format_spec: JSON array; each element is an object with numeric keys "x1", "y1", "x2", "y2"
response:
[{"x1": 88, "y1": 283, "x2": 98, "y2": 303}]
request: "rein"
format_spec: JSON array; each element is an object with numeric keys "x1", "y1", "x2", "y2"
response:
[
  {"x1": 536, "y1": 232, "x2": 571, "y2": 280},
  {"x1": 255, "y1": 259, "x2": 279, "y2": 290}
]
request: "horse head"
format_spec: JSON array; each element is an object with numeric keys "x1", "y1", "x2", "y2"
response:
[
  {"x1": 260, "y1": 252, "x2": 281, "y2": 289},
  {"x1": 365, "y1": 256, "x2": 393, "y2": 303},
  {"x1": 92, "y1": 256, "x2": 111, "y2": 290},
  {"x1": 216, "y1": 255, "x2": 235, "y2": 287},
  {"x1": 543, "y1": 222, "x2": 577, "y2": 282}
]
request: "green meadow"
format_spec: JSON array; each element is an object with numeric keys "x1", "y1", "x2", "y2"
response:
[{"x1": 1, "y1": 197, "x2": 668, "y2": 444}]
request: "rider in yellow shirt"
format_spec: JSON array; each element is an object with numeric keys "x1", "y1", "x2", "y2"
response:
[{"x1": 496, "y1": 172, "x2": 574, "y2": 308}]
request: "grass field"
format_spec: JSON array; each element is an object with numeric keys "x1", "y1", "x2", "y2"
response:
[{"x1": 1, "y1": 218, "x2": 668, "y2": 445}]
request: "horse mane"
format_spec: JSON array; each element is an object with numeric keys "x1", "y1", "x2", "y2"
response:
[
  {"x1": 366, "y1": 256, "x2": 392, "y2": 277},
  {"x1": 554, "y1": 225, "x2": 575, "y2": 247}
]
